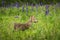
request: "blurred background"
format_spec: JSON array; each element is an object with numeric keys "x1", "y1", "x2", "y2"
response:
[{"x1": 0, "y1": 0, "x2": 60, "y2": 40}]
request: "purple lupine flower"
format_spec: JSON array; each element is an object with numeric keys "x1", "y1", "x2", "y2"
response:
[
  {"x1": 22, "y1": 5, "x2": 24, "y2": 12},
  {"x1": 2, "y1": 0, "x2": 5, "y2": 7},
  {"x1": 31, "y1": 3, "x2": 34, "y2": 11},
  {"x1": 40, "y1": 2, "x2": 43, "y2": 6},
  {"x1": 26, "y1": 3, "x2": 28, "y2": 15},
  {"x1": 45, "y1": 5, "x2": 49, "y2": 9},
  {"x1": 45, "y1": 5, "x2": 49, "y2": 15},
  {"x1": 45, "y1": 10, "x2": 49, "y2": 15},
  {"x1": 36, "y1": 4, "x2": 38, "y2": 14},
  {"x1": 15, "y1": 2, "x2": 19, "y2": 8},
  {"x1": 11, "y1": 2, "x2": 19, "y2": 8},
  {"x1": 36, "y1": 4, "x2": 38, "y2": 8},
  {"x1": 26, "y1": 7, "x2": 28, "y2": 12}
]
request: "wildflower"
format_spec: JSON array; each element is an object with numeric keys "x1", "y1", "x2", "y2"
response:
[
  {"x1": 26, "y1": 4, "x2": 28, "y2": 11},
  {"x1": 36, "y1": 4, "x2": 38, "y2": 14},
  {"x1": 15, "y1": 2, "x2": 19, "y2": 8},
  {"x1": 31, "y1": 3, "x2": 34, "y2": 11},
  {"x1": 45, "y1": 5, "x2": 49, "y2": 15},
  {"x1": 45, "y1": 10, "x2": 49, "y2": 15},
  {"x1": 26, "y1": 6, "x2": 28, "y2": 12},
  {"x1": 36, "y1": 4, "x2": 38, "y2": 8},
  {"x1": 26, "y1": 3, "x2": 28, "y2": 15},
  {"x1": 40, "y1": 2, "x2": 43, "y2": 6},
  {"x1": 2, "y1": 0, "x2": 5, "y2": 7},
  {"x1": 45, "y1": 5, "x2": 49, "y2": 10},
  {"x1": 22, "y1": 5, "x2": 24, "y2": 12}
]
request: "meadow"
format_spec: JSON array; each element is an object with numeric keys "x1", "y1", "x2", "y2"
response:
[{"x1": 0, "y1": 5, "x2": 60, "y2": 40}]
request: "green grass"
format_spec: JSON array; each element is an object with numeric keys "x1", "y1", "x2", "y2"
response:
[{"x1": 0, "y1": 5, "x2": 60, "y2": 40}]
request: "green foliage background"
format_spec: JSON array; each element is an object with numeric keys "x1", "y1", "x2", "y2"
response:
[{"x1": 0, "y1": 5, "x2": 60, "y2": 40}]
